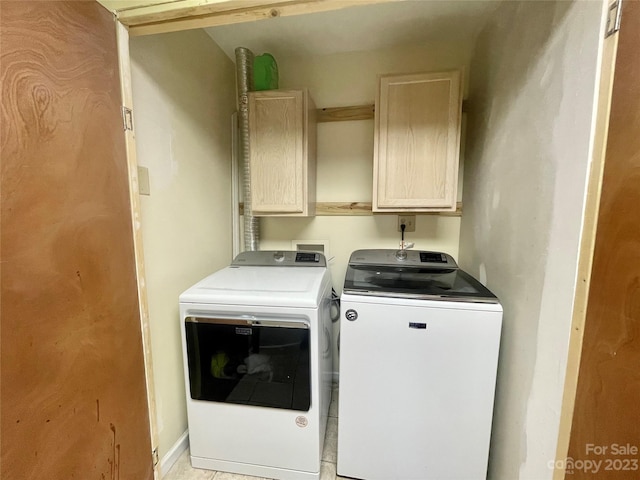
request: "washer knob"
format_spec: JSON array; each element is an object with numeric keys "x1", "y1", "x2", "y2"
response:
[
  {"x1": 273, "y1": 251, "x2": 285, "y2": 262},
  {"x1": 395, "y1": 249, "x2": 408, "y2": 261}
]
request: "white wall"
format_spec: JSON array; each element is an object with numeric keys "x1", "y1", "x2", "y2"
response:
[
  {"x1": 459, "y1": 1, "x2": 604, "y2": 479},
  {"x1": 256, "y1": 43, "x2": 473, "y2": 374},
  {"x1": 130, "y1": 30, "x2": 236, "y2": 461}
]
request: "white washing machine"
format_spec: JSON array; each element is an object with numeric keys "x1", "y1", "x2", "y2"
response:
[
  {"x1": 337, "y1": 249, "x2": 502, "y2": 480},
  {"x1": 179, "y1": 251, "x2": 333, "y2": 480}
]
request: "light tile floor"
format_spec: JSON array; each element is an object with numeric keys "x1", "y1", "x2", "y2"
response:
[{"x1": 164, "y1": 385, "x2": 346, "y2": 480}]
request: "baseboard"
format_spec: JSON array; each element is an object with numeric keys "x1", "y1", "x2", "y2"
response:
[{"x1": 160, "y1": 430, "x2": 189, "y2": 477}]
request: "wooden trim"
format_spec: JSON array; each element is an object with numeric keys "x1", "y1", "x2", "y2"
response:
[
  {"x1": 317, "y1": 104, "x2": 375, "y2": 122},
  {"x1": 122, "y1": 0, "x2": 292, "y2": 24},
  {"x1": 101, "y1": 0, "x2": 209, "y2": 15},
  {"x1": 123, "y1": 0, "x2": 394, "y2": 37},
  {"x1": 552, "y1": 10, "x2": 619, "y2": 480},
  {"x1": 115, "y1": 22, "x2": 160, "y2": 479},
  {"x1": 239, "y1": 201, "x2": 463, "y2": 216}
]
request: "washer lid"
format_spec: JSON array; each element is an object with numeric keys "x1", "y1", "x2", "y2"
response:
[{"x1": 343, "y1": 250, "x2": 498, "y2": 304}]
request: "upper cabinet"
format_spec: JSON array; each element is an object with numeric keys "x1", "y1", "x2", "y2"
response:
[
  {"x1": 248, "y1": 89, "x2": 316, "y2": 216},
  {"x1": 373, "y1": 70, "x2": 463, "y2": 212}
]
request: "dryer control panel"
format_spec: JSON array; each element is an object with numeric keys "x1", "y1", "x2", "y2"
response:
[{"x1": 232, "y1": 250, "x2": 326, "y2": 267}]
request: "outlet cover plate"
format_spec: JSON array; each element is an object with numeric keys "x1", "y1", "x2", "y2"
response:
[{"x1": 397, "y1": 215, "x2": 416, "y2": 232}]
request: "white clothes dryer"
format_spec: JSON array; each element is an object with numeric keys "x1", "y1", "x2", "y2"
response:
[
  {"x1": 179, "y1": 251, "x2": 333, "y2": 480},
  {"x1": 337, "y1": 249, "x2": 502, "y2": 480}
]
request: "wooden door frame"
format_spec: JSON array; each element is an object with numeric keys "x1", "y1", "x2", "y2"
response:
[
  {"x1": 99, "y1": 0, "x2": 398, "y2": 37},
  {"x1": 114, "y1": 21, "x2": 161, "y2": 479},
  {"x1": 103, "y1": 1, "x2": 620, "y2": 477},
  {"x1": 553, "y1": 1, "x2": 620, "y2": 478}
]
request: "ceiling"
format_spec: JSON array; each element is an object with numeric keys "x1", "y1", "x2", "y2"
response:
[{"x1": 205, "y1": 0, "x2": 502, "y2": 61}]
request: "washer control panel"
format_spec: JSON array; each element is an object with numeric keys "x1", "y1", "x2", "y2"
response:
[{"x1": 348, "y1": 249, "x2": 457, "y2": 268}]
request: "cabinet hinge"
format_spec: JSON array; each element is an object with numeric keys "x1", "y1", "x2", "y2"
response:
[
  {"x1": 152, "y1": 447, "x2": 159, "y2": 468},
  {"x1": 122, "y1": 106, "x2": 134, "y2": 132},
  {"x1": 605, "y1": 0, "x2": 623, "y2": 38}
]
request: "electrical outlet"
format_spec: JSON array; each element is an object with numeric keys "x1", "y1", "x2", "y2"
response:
[{"x1": 397, "y1": 215, "x2": 416, "y2": 232}]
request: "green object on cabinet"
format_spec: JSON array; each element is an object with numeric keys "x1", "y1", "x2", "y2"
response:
[{"x1": 254, "y1": 53, "x2": 279, "y2": 91}]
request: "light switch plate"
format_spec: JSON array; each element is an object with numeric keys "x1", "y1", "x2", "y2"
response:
[{"x1": 137, "y1": 166, "x2": 150, "y2": 196}]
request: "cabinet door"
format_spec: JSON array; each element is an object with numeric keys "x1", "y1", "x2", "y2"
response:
[
  {"x1": 373, "y1": 71, "x2": 462, "y2": 212},
  {"x1": 249, "y1": 89, "x2": 315, "y2": 216},
  {"x1": 1, "y1": 2, "x2": 153, "y2": 479}
]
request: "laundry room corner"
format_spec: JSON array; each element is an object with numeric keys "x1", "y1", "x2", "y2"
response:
[{"x1": 129, "y1": 29, "x2": 236, "y2": 465}]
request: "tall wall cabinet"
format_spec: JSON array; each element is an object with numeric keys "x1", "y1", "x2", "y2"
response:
[
  {"x1": 373, "y1": 70, "x2": 462, "y2": 212},
  {"x1": 248, "y1": 88, "x2": 317, "y2": 216}
]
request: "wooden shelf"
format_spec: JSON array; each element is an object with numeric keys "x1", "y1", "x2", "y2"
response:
[
  {"x1": 316, "y1": 101, "x2": 467, "y2": 123},
  {"x1": 240, "y1": 202, "x2": 462, "y2": 216},
  {"x1": 317, "y1": 105, "x2": 374, "y2": 122}
]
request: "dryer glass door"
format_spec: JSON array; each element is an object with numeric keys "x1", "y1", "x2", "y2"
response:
[{"x1": 184, "y1": 317, "x2": 311, "y2": 411}]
